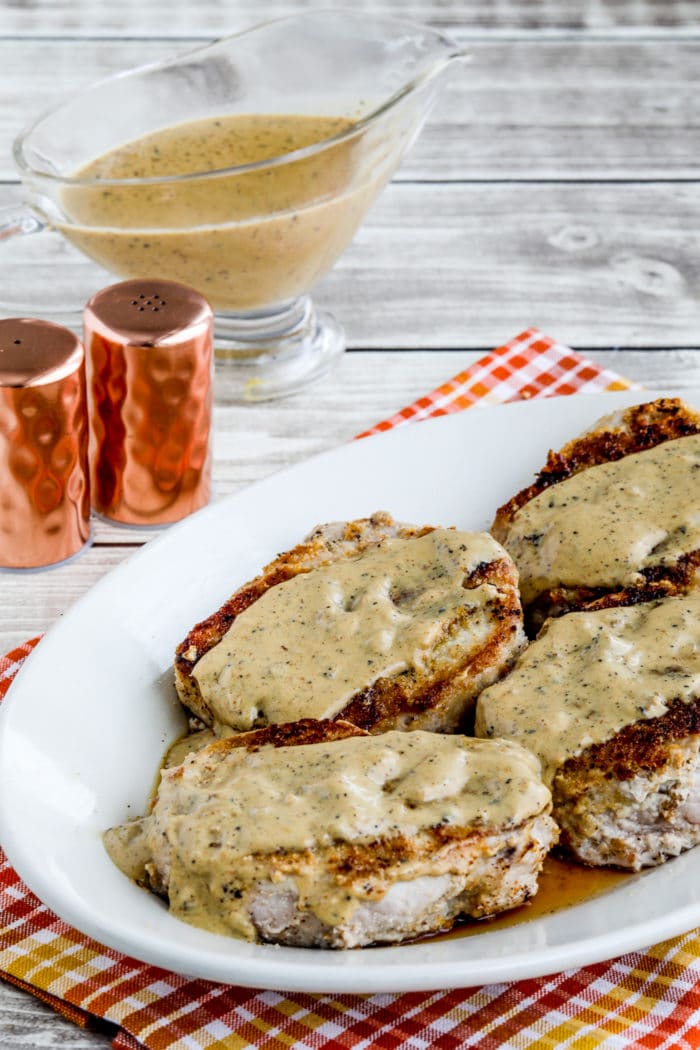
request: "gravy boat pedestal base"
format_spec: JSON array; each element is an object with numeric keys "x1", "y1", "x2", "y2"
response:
[
  {"x1": 7, "y1": 12, "x2": 467, "y2": 401},
  {"x1": 0, "y1": 217, "x2": 343, "y2": 402},
  {"x1": 213, "y1": 296, "x2": 344, "y2": 402}
]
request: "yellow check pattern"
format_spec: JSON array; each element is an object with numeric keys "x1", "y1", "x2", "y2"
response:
[{"x1": 3, "y1": 330, "x2": 699, "y2": 1050}]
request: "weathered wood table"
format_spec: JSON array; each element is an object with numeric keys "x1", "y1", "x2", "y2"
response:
[{"x1": 1, "y1": 1, "x2": 700, "y2": 1044}]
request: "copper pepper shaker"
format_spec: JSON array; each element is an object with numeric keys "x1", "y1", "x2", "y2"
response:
[
  {"x1": 0, "y1": 318, "x2": 91, "y2": 569},
  {"x1": 83, "y1": 279, "x2": 213, "y2": 526}
]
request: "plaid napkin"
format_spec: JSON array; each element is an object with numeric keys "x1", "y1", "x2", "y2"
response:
[{"x1": 4, "y1": 328, "x2": 700, "y2": 1050}]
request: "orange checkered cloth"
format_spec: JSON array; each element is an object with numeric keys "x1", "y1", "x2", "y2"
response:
[{"x1": 3, "y1": 327, "x2": 700, "y2": 1050}]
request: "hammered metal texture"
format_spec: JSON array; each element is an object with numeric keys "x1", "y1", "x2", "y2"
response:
[
  {"x1": 0, "y1": 369, "x2": 90, "y2": 568},
  {"x1": 86, "y1": 330, "x2": 212, "y2": 525}
]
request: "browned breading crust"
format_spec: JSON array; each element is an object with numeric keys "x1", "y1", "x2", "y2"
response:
[
  {"x1": 334, "y1": 556, "x2": 522, "y2": 733},
  {"x1": 264, "y1": 823, "x2": 531, "y2": 894},
  {"x1": 175, "y1": 514, "x2": 525, "y2": 734},
  {"x1": 523, "y1": 551, "x2": 700, "y2": 633},
  {"x1": 152, "y1": 718, "x2": 556, "y2": 936},
  {"x1": 492, "y1": 398, "x2": 700, "y2": 541},
  {"x1": 491, "y1": 398, "x2": 700, "y2": 629},
  {"x1": 557, "y1": 696, "x2": 700, "y2": 784},
  {"x1": 175, "y1": 512, "x2": 431, "y2": 715},
  {"x1": 531, "y1": 552, "x2": 700, "y2": 623},
  {"x1": 552, "y1": 698, "x2": 700, "y2": 868},
  {"x1": 165, "y1": 721, "x2": 367, "y2": 786},
  {"x1": 206, "y1": 718, "x2": 364, "y2": 757},
  {"x1": 154, "y1": 813, "x2": 553, "y2": 941}
]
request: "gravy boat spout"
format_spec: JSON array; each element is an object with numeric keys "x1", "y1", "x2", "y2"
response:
[{"x1": 10, "y1": 11, "x2": 468, "y2": 401}]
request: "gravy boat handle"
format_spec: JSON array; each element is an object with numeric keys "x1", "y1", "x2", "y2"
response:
[
  {"x1": 0, "y1": 205, "x2": 45, "y2": 244},
  {"x1": 0, "y1": 205, "x2": 93, "y2": 326}
]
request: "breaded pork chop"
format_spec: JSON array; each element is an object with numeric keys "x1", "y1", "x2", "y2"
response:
[
  {"x1": 107, "y1": 719, "x2": 556, "y2": 948},
  {"x1": 175, "y1": 512, "x2": 525, "y2": 735},
  {"x1": 491, "y1": 398, "x2": 700, "y2": 628},
  {"x1": 476, "y1": 594, "x2": 700, "y2": 870}
]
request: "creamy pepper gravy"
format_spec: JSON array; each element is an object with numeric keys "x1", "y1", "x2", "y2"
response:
[
  {"x1": 192, "y1": 529, "x2": 504, "y2": 732},
  {"x1": 105, "y1": 731, "x2": 549, "y2": 938},
  {"x1": 504, "y1": 434, "x2": 700, "y2": 605},
  {"x1": 476, "y1": 593, "x2": 700, "y2": 784},
  {"x1": 60, "y1": 113, "x2": 377, "y2": 310}
]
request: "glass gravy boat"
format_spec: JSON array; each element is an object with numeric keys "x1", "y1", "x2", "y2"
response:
[{"x1": 2, "y1": 12, "x2": 467, "y2": 400}]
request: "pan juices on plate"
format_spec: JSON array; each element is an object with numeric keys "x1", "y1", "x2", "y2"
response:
[
  {"x1": 107, "y1": 720, "x2": 557, "y2": 947},
  {"x1": 105, "y1": 513, "x2": 561, "y2": 946}
]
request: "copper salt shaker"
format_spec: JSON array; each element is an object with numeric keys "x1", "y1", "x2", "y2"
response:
[
  {"x1": 0, "y1": 318, "x2": 90, "y2": 569},
  {"x1": 84, "y1": 279, "x2": 213, "y2": 526}
]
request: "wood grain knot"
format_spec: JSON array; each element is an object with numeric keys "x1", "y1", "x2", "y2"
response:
[
  {"x1": 548, "y1": 225, "x2": 599, "y2": 253},
  {"x1": 609, "y1": 254, "x2": 685, "y2": 298}
]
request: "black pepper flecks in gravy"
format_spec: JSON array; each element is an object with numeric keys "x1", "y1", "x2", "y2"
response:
[
  {"x1": 60, "y1": 113, "x2": 377, "y2": 310},
  {"x1": 503, "y1": 434, "x2": 700, "y2": 605},
  {"x1": 476, "y1": 594, "x2": 700, "y2": 783},
  {"x1": 192, "y1": 529, "x2": 506, "y2": 732},
  {"x1": 105, "y1": 731, "x2": 551, "y2": 939}
]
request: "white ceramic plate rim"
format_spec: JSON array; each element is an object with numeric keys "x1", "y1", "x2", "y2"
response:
[{"x1": 2, "y1": 387, "x2": 700, "y2": 994}]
